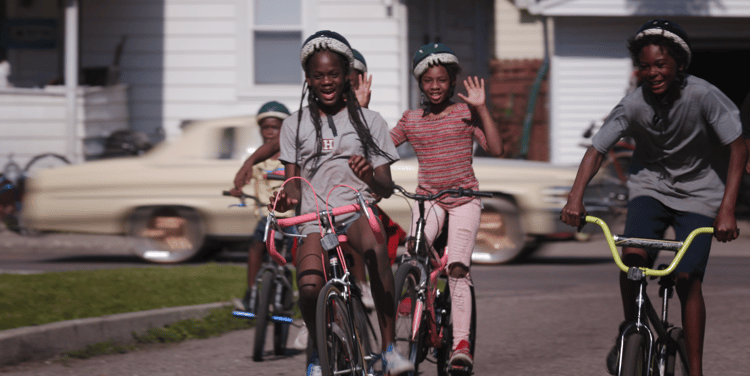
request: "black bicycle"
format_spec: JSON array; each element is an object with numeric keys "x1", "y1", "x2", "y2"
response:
[
  {"x1": 582, "y1": 215, "x2": 714, "y2": 376},
  {"x1": 225, "y1": 191, "x2": 297, "y2": 362}
]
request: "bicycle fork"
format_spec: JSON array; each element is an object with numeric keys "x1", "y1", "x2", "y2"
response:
[{"x1": 618, "y1": 270, "x2": 655, "y2": 376}]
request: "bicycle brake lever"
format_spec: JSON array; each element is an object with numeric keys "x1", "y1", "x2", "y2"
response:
[
  {"x1": 356, "y1": 192, "x2": 371, "y2": 219},
  {"x1": 263, "y1": 213, "x2": 275, "y2": 242}
]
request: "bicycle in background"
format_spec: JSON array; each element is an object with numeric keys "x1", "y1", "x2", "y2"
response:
[
  {"x1": 225, "y1": 190, "x2": 298, "y2": 362},
  {"x1": 2, "y1": 153, "x2": 70, "y2": 233},
  {"x1": 582, "y1": 215, "x2": 714, "y2": 376},
  {"x1": 392, "y1": 185, "x2": 493, "y2": 376},
  {"x1": 264, "y1": 179, "x2": 382, "y2": 376}
]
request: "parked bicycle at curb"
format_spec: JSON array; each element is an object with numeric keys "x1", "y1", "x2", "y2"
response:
[
  {"x1": 581, "y1": 215, "x2": 714, "y2": 376},
  {"x1": 264, "y1": 178, "x2": 382, "y2": 376},
  {"x1": 225, "y1": 190, "x2": 298, "y2": 362},
  {"x1": 392, "y1": 185, "x2": 493, "y2": 376}
]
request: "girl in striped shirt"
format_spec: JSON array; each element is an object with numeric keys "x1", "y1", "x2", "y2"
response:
[{"x1": 390, "y1": 43, "x2": 504, "y2": 370}]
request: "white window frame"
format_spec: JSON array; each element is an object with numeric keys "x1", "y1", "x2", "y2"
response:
[{"x1": 236, "y1": 0, "x2": 316, "y2": 99}]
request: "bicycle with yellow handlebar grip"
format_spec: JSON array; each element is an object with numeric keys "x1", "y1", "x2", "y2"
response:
[{"x1": 581, "y1": 215, "x2": 715, "y2": 376}]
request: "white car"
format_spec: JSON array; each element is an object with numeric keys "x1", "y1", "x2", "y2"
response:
[{"x1": 22, "y1": 114, "x2": 608, "y2": 264}]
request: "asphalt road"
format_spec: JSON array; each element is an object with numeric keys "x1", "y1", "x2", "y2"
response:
[{"x1": 1, "y1": 228, "x2": 749, "y2": 375}]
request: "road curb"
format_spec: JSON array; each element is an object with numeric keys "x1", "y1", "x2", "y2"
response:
[{"x1": 0, "y1": 302, "x2": 230, "y2": 366}]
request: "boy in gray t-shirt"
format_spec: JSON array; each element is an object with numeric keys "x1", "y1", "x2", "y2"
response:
[{"x1": 560, "y1": 19, "x2": 747, "y2": 376}]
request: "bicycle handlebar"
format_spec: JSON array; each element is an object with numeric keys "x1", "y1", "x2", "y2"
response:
[
  {"x1": 265, "y1": 201, "x2": 384, "y2": 266},
  {"x1": 222, "y1": 190, "x2": 261, "y2": 207},
  {"x1": 393, "y1": 185, "x2": 493, "y2": 202},
  {"x1": 584, "y1": 215, "x2": 714, "y2": 277}
]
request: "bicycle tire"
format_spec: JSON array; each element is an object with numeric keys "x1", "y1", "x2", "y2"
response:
[
  {"x1": 436, "y1": 280, "x2": 451, "y2": 376},
  {"x1": 393, "y1": 263, "x2": 423, "y2": 376},
  {"x1": 273, "y1": 268, "x2": 295, "y2": 356},
  {"x1": 620, "y1": 332, "x2": 648, "y2": 376},
  {"x1": 252, "y1": 270, "x2": 275, "y2": 362},
  {"x1": 316, "y1": 282, "x2": 364, "y2": 376},
  {"x1": 664, "y1": 328, "x2": 688, "y2": 376},
  {"x1": 351, "y1": 291, "x2": 377, "y2": 372},
  {"x1": 437, "y1": 282, "x2": 477, "y2": 376}
]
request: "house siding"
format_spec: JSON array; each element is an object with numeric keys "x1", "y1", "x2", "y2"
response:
[
  {"x1": 496, "y1": 0, "x2": 546, "y2": 60},
  {"x1": 79, "y1": 0, "x2": 407, "y2": 141},
  {"x1": 547, "y1": 14, "x2": 750, "y2": 164},
  {"x1": 531, "y1": 0, "x2": 750, "y2": 17}
]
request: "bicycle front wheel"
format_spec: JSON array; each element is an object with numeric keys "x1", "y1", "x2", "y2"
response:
[
  {"x1": 252, "y1": 270, "x2": 274, "y2": 361},
  {"x1": 394, "y1": 263, "x2": 424, "y2": 376},
  {"x1": 620, "y1": 332, "x2": 648, "y2": 376},
  {"x1": 316, "y1": 282, "x2": 364, "y2": 376},
  {"x1": 273, "y1": 268, "x2": 295, "y2": 356},
  {"x1": 663, "y1": 328, "x2": 688, "y2": 376}
]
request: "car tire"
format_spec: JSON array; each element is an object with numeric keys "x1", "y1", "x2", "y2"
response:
[
  {"x1": 471, "y1": 196, "x2": 527, "y2": 265},
  {"x1": 128, "y1": 206, "x2": 207, "y2": 263}
]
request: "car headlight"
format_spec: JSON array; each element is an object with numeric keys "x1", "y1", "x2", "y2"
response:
[{"x1": 542, "y1": 186, "x2": 571, "y2": 207}]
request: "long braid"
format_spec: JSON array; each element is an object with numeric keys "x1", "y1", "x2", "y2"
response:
[
  {"x1": 300, "y1": 49, "x2": 396, "y2": 176},
  {"x1": 345, "y1": 89, "x2": 395, "y2": 164}
]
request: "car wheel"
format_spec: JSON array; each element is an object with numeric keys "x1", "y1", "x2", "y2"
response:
[
  {"x1": 471, "y1": 197, "x2": 526, "y2": 265},
  {"x1": 128, "y1": 207, "x2": 207, "y2": 263}
]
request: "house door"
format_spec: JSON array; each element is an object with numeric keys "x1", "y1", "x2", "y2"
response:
[{"x1": 406, "y1": 0, "x2": 493, "y2": 109}]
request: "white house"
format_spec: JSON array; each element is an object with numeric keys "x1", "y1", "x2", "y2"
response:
[
  {"x1": 2, "y1": 0, "x2": 520, "y2": 167},
  {"x1": 523, "y1": 0, "x2": 750, "y2": 165}
]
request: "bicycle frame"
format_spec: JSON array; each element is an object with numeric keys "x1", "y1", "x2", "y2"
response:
[
  {"x1": 584, "y1": 215, "x2": 713, "y2": 376},
  {"x1": 265, "y1": 181, "x2": 383, "y2": 376},
  {"x1": 394, "y1": 185, "x2": 492, "y2": 368},
  {"x1": 225, "y1": 190, "x2": 296, "y2": 324}
]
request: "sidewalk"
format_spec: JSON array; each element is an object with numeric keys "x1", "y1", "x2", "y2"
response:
[{"x1": 0, "y1": 302, "x2": 230, "y2": 366}]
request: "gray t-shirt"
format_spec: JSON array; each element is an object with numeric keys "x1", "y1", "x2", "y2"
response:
[
  {"x1": 592, "y1": 75, "x2": 742, "y2": 217},
  {"x1": 279, "y1": 107, "x2": 399, "y2": 235}
]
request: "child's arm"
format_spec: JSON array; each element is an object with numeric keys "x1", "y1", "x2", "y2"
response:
[
  {"x1": 714, "y1": 137, "x2": 747, "y2": 242},
  {"x1": 458, "y1": 76, "x2": 504, "y2": 157},
  {"x1": 560, "y1": 146, "x2": 607, "y2": 229},
  {"x1": 269, "y1": 163, "x2": 300, "y2": 213},
  {"x1": 349, "y1": 155, "x2": 395, "y2": 199},
  {"x1": 232, "y1": 140, "x2": 281, "y2": 191}
]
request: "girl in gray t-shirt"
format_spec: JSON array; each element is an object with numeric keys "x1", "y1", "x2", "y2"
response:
[
  {"x1": 560, "y1": 19, "x2": 746, "y2": 376},
  {"x1": 271, "y1": 31, "x2": 412, "y2": 376}
]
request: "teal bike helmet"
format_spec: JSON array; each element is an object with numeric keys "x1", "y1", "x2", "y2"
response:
[{"x1": 412, "y1": 43, "x2": 459, "y2": 79}]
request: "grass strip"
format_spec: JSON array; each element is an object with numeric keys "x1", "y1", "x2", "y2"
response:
[
  {"x1": 0, "y1": 263, "x2": 247, "y2": 330},
  {"x1": 63, "y1": 306, "x2": 253, "y2": 360}
]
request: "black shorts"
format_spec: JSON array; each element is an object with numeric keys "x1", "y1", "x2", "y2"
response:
[{"x1": 623, "y1": 196, "x2": 714, "y2": 280}]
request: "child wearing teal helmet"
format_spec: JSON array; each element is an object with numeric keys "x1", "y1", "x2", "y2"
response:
[
  {"x1": 230, "y1": 101, "x2": 293, "y2": 311},
  {"x1": 390, "y1": 42, "x2": 504, "y2": 372}
]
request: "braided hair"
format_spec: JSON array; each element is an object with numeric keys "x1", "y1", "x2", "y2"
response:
[{"x1": 296, "y1": 31, "x2": 395, "y2": 175}]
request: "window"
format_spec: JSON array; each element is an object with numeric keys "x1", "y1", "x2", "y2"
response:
[{"x1": 250, "y1": 0, "x2": 303, "y2": 85}]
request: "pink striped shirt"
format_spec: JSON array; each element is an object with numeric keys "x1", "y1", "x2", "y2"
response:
[{"x1": 390, "y1": 103, "x2": 488, "y2": 208}]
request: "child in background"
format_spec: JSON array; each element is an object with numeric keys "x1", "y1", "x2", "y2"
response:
[
  {"x1": 390, "y1": 43, "x2": 504, "y2": 371},
  {"x1": 271, "y1": 30, "x2": 413, "y2": 376},
  {"x1": 229, "y1": 101, "x2": 293, "y2": 312}
]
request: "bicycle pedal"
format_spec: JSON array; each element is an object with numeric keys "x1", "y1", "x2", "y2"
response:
[
  {"x1": 232, "y1": 310, "x2": 256, "y2": 319},
  {"x1": 447, "y1": 364, "x2": 472, "y2": 376},
  {"x1": 269, "y1": 315, "x2": 294, "y2": 323}
]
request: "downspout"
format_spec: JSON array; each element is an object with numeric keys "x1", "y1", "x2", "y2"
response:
[
  {"x1": 64, "y1": 0, "x2": 80, "y2": 163},
  {"x1": 518, "y1": 14, "x2": 550, "y2": 160}
]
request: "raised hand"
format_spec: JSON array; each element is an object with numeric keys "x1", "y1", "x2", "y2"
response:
[
  {"x1": 457, "y1": 76, "x2": 486, "y2": 109},
  {"x1": 354, "y1": 73, "x2": 372, "y2": 108}
]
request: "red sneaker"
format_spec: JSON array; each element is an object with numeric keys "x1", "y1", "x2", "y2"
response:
[{"x1": 449, "y1": 340, "x2": 473, "y2": 368}]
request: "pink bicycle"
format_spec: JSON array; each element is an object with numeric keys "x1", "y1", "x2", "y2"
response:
[{"x1": 264, "y1": 178, "x2": 384, "y2": 376}]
